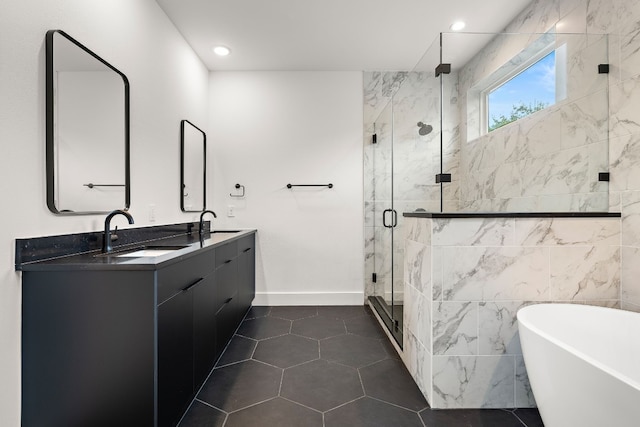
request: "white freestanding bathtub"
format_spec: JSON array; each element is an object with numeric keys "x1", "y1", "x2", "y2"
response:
[{"x1": 517, "y1": 304, "x2": 640, "y2": 427}]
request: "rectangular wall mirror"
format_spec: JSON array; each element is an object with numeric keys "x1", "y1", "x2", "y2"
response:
[
  {"x1": 180, "y1": 120, "x2": 206, "y2": 212},
  {"x1": 46, "y1": 29, "x2": 130, "y2": 214}
]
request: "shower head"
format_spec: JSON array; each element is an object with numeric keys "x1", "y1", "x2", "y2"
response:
[{"x1": 417, "y1": 122, "x2": 433, "y2": 136}]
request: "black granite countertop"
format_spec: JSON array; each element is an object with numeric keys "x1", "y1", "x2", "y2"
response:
[
  {"x1": 16, "y1": 222, "x2": 256, "y2": 272},
  {"x1": 403, "y1": 211, "x2": 621, "y2": 218}
]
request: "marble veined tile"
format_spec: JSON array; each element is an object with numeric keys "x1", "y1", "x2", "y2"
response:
[
  {"x1": 404, "y1": 217, "x2": 431, "y2": 245},
  {"x1": 621, "y1": 246, "x2": 640, "y2": 307},
  {"x1": 610, "y1": 75, "x2": 640, "y2": 138},
  {"x1": 432, "y1": 246, "x2": 443, "y2": 301},
  {"x1": 442, "y1": 246, "x2": 549, "y2": 302},
  {"x1": 432, "y1": 302, "x2": 478, "y2": 356},
  {"x1": 621, "y1": 301, "x2": 640, "y2": 313},
  {"x1": 405, "y1": 283, "x2": 431, "y2": 351},
  {"x1": 564, "y1": 37, "x2": 608, "y2": 103},
  {"x1": 622, "y1": 191, "x2": 640, "y2": 246},
  {"x1": 560, "y1": 91, "x2": 608, "y2": 149},
  {"x1": 620, "y1": 11, "x2": 640, "y2": 81},
  {"x1": 586, "y1": 0, "x2": 625, "y2": 34},
  {"x1": 610, "y1": 133, "x2": 640, "y2": 192},
  {"x1": 403, "y1": 329, "x2": 432, "y2": 404},
  {"x1": 514, "y1": 217, "x2": 620, "y2": 246},
  {"x1": 550, "y1": 246, "x2": 620, "y2": 300},
  {"x1": 432, "y1": 218, "x2": 514, "y2": 247},
  {"x1": 520, "y1": 147, "x2": 590, "y2": 197},
  {"x1": 404, "y1": 239, "x2": 431, "y2": 295},
  {"x1": 517, "y1": 108, "x2": 562, "y2": 159},
  {"x1": 515, "y1": 356, "x2": 537, "y2": 408},
  {"x1": 478, "y1": 301, "x2": 530, "y2": 356},
  {"x1": 432, "y1": 355, "x2": 515, "y2": 409}
]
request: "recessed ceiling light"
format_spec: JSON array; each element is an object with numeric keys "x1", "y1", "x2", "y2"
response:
[
  {"x1": 213, "y1": 46, "x2": 231, "y2": 56},
  {"x1": 450, "y1": 21, "x2": 466, "y2": 31}
]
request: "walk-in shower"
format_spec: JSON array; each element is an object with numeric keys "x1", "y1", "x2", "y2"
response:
[{"x1": 364, "y1": 29, "x2": 610, "y2": 347}]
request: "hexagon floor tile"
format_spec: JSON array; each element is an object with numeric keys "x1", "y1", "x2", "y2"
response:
[
  {"x1": 280, "y1": 359, "x2": 363, "y2": 411},
  {"x1": 291, "y1": 315, "x2": 346, "y2": 339},
  {"x1": 178, "y1": 305, "x2": 543, "y2": 427},
  {"x1": 215, "y1": 335, "x2": 257, "y2": 367},
  {"x1": 317, "y1": 305, "x2": 369, "y2": 320},
  {"x1": 344, "y1": 314, "x2": 388, "y2": 339},
  {"x1": 253, "y1": 334, "x2": 319, "y2": 368},
  {"x1": 325, "y1": 396, "x2": 423, "y2": 427},
  {"x1": 197, "y1": 360, "x2": 282, "y2": 412},
  {"x1": 179, "y1": 401, "x2": 226, "y2": 427},
  {"x1": 269, "y1": 305, "x2": 318, "y2": 320},
  {"x1": 359, "y1": 358, "x2": 428, "y2": 411},
  {"x1": 225, "y1": 398, "x2": 322, "y2": 427},
  {"x1": 236, "y1": 316, "x2": 291, "y2": 340},
  {"x1": 320, "y1": 333, "x2": 388, "y2": 368},
  {"x1": 244, "y1": 306, "x2": 271, "y2": 320},
  {"x1": 419, "y1": 408, "x2": 531, "y2": 427}
]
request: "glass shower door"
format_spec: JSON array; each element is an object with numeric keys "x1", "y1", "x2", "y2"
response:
[{"x1": 369, "y1": 101, "x2": 402, "y2": 345}]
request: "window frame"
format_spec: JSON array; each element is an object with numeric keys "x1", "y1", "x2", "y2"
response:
[{"x1": 479, "y1": 43, "x2": 560, "y2": 135}]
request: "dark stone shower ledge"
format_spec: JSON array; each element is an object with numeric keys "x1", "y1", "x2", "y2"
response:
[{"x1": 403, "y1": 211, "x2": 621, "y2": 218}]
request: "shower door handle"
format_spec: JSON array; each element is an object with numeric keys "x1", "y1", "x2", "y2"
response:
[
  {"x1": 382, "y1": 209, "x2": 397, "y2": 228},
  {"x1": 382, "y1": 209, "x2": 392, "y2": 228}
]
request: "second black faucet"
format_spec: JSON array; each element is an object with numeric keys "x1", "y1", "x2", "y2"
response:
[{"x1": 199, "y1": 210, "x2": 217, "y2": 236}]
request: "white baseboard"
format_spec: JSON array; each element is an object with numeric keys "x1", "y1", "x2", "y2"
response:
[{"x1": 253, "y1": 292, "x2": 365, "y2": 306}]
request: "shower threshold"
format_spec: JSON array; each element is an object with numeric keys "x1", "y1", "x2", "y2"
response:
[{"x1": 368, "y1": 295, "x2": 403, "y2": 348}]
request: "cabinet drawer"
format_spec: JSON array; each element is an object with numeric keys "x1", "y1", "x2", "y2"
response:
[
  {"x1": 215, "y1": 240, "x2": 238, "y2": 268},
  {"x1": 214, "y1": 259, "x2": 237, "y2": 311},
  {"x1": 157, "y1": 251, "x2": 214, "y2": 303},
  {"x1": 237, "y1": 234, "x2": 255, "y2": 256}
]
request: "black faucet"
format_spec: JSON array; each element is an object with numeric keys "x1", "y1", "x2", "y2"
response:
[
  {"x1": 199, "y1": 210, "x2": 217, "y2": 237},
  {"x1": 103, "y1": 209, "x2": 134, "y2": 253}
]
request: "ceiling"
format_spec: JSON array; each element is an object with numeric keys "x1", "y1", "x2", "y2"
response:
[{"x1": 155, "y1": 0, "x2": 532, "y2": 71}]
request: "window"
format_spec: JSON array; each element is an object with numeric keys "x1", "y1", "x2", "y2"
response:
[{"x1": 486, "y1": 50, "x2": 556, "y2": 132}]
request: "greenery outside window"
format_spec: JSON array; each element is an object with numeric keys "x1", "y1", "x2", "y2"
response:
[
  {"x1": 465, "y1": 32, "x2": 568, "y2": 141},
  {"x1": 487, "y1": 50, "x2": 556, "y2": 132}
]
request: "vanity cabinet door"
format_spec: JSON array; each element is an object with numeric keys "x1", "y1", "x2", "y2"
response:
[
  {"x1": 214, "y1": 243, "x2": 239, "y2": 357},
  {"x1": 158, "y1": 288, "x2": 194, "y2": 427},
  {"x1": 237, "y1": 234, "x2": 255, "y2": 317},
  {"x1": 193, "y1": 273, "x2": 218, "y2": 388}
]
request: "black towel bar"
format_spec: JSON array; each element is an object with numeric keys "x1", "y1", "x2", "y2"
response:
[{"x1": 287, "y1": 183, "x2": 333, "y2": 189}]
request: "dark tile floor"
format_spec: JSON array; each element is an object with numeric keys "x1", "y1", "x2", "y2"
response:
[{"x1": 178, "y1": 306, "x2": 545, "y2": 427}]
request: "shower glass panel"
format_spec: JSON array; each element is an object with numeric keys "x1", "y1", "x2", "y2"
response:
[{"x1": 438, "y1": 31, "x2": 610, "y2": 212}]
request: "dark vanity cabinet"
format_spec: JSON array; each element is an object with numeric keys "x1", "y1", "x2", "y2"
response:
[
  {"x1": 21, "y1": 232, "x2": 256, "y2": 427},
  {"x1": 157, "y1": 250, "x2": 217, "y2": 427}
]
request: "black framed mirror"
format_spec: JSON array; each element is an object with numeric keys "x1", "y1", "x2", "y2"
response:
[
  {"x1": 180, "y1": 120, "x2": 206, "y2": 212},
  {"x1": 46, "y1": 29, "x2": 130, "y2": 214}
]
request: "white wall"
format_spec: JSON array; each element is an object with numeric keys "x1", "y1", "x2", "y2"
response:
[
  {"x1": 208, "y1": 71, "x2": 364, "y2": 305},
  {"x1": 0, "y1": 0, "x2": 209, "y2": 424}
]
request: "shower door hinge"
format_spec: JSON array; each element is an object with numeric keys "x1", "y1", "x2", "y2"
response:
[
  {"x1": 435, "y1": 63, "x2": 451, "y2": 77},
  {"x1": 598, "y1": 172, "x2": 610, "y2": 181},
  {"x1": 372, "y1": 273, "x2": 377, "y2": 283},
  {"x1": 435, "y1": 173, "x2": 452, "y2": 183},
  {"x1": 598, "y1": 64, "x2": 609, "y2": 74},
  {"x1": 372, "y1": 133, "x2": 377, "y2": 144}
]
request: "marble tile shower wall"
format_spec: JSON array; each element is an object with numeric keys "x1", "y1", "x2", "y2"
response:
[
  {"x1": 363, "y1": 71, "x2": 459, "y2": 300},
  {"x1": 402, "y1": 215, "x2": 621, "y2": 409},
  {"x1": 454, "y1": 0, "x2": 640, "y2": 312}
]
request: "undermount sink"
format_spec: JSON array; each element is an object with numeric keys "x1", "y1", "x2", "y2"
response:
[{"x1": 104, "y1": 245, "x2": 190, "y2": 258}]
